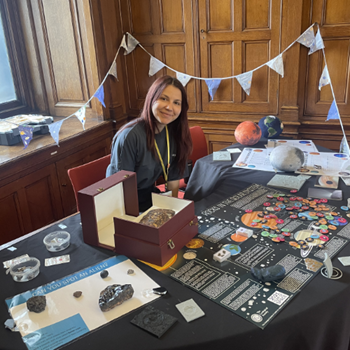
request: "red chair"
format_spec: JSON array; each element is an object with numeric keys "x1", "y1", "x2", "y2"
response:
[
  {"x1": 157, "y1": 126, "x2": 208, "y2": 196},
  {"x1": 68, "y1": 154, "x2": 111, "y2": 211}
]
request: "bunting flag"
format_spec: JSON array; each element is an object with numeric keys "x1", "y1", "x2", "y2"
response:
[
  {"x1": 236, "y1": 71, "x2": 253, "y2": 95},
  {"x1": 340, "y1": 136, "x2": 350, "y2": 157},
  {"x1": 120, "y1": 35, "x2": 127, "y2": 51},
  {"x1": 297, "y1": 27, "x2": 315, "y2": 48},
  {"x1": 94, "y1": 85, "x2": 106, "y2": 108},
  {"x1": 309, "y1": 30, "x2": 325, "y2": 55},
  {"x1": 49, "y1": 120, "x2": 64, "y2": 146},
  {"x1": 176, "y1": 72, "x2": 191, "y2": 87},
  {"x1": 326, "y1": 100, "x2": 340, "y2": 121},
  {"x1": 149, "y1": 57, "x2": 165, "y2": 76},
  {"x1": 319, "y1": 65, "x2": 330, "y2": 90},
  {"x1": 124, "y1": 33, "x2": 139, "y2": 55},
  {"x1": 108, "y1": 60, "x2": 118, "y2": 80},
  {"x1": 205, "y1": 79, "x2": 222, "y2": 100},
  {"x1": 75, "y1": 106, "x2": 86, "y2": 130},
  {"x1": 18, "y1": 125, "x2": 33, "y2": 149},
  {"x1": 266, "y1": 54, "x2": 284, "y2": 77}
]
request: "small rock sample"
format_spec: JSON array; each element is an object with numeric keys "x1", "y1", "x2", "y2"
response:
[
  {"x1": 27, "y1": 296, "x2": 46, "y2": 313},
  {"x1": 73, "y1": 291, "x2": 82, "y2": 298},
  {"x1": 140, "y1": 209, "x2": 175, "y2": 228},
  {"x1": 99, "y1": 284, "x2": 134, "y2": 312},
  {"x1": 127, "y1": 269, "x2": 134, "y2": 275},
  {"x1": 100, "y1": 270, "x2": 109, "y2": 279}
]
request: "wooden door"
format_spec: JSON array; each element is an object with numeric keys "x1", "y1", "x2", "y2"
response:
[
  {"x1": 119, "y1": 0, "x2": 197, "y2": 115},
  {"x1": 198, "y1": 0, "x2": 282, "y2": 117}
]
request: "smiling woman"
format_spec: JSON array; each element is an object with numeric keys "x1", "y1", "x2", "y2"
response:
[{"x1": 106, "y1": 75, "x2": 193, "y2": 212}]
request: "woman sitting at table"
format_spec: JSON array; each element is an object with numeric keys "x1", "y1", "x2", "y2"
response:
[{"x1": 106, "y1": 75, "x2": 192, "y2": 212}]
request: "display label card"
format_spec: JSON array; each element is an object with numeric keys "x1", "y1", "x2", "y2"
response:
[
  {"x1": 338, "y1": 256, "x2": 350, "y2": 266},
  {"x1": 175, "y1": 299, "x2": 205, "y2": 322},
  {"x1": 213, "y1": 151, "x2": 232, "y2": 161}
]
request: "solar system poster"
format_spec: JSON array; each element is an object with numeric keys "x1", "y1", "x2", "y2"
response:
[{"x1": 151, "y1": 184, "x2": 350, "y2": 329}]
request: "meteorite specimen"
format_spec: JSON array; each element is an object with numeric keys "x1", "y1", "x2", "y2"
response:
[
  {"x1": 73, "y1": 291, "x2": 82, "y2": 298},
  {"x1": 140, "y1": 209, "x2": 175, "y2": 228},
  {"x1": 100, "y1": 270, "x2": 109, "y2": 279},
  {"x1": 27, "y1": 296, "x2": 46, "y2": 313},
  {"x1": 99, "y1": 284, "x2": 134, "y2": 312}
]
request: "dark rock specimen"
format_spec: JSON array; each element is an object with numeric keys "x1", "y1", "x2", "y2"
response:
[
  {"x1": 27, "y1": 296, "x2": 46, "y2": 313},
  {"x1": 99, "y1": 284, "x2": 134, "y2": 312},
  {"x1": 100, "y1": 270, "x2": 109, "y2": 279},
  {"x1": 140, "y1": 209, "x2": 175, "y2": 228},
  {"x1": 73, "y1": 291, "x2": 82, "y2": 298},
  {"x1": 251, "y1": 265, "x2": 286, "y2": 282}
]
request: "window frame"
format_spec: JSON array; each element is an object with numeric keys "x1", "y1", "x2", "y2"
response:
[{"x1": 0, "y1": 0, "x2": 34, "y2": 119}]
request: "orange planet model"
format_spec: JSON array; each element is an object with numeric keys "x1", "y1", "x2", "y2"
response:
[{"x1": 234, "y1": 121, "x2": 262, "y2": 146}]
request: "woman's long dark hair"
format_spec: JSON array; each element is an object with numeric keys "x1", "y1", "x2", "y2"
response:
[{"x1": 114, "y1": 75, "x2": 192, "y2": 174}]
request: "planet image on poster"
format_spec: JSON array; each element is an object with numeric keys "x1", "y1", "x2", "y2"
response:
[
  {"x1": 317, "y1": 175, "x2": 339, "y2": 188},
  {"x1": 269, "y1": 145, "x2": 305, "y2": 172},
  {"x1": 258, "y1": 115, "x2": 284, "y2": 138},
  {"x1": 183, "y1": 251, "x2": 197, "y2": 260},
  {"x1": 186, "y1": 239, "x2": 204, "y2": 249},
  {"x1": 223, "y1": 244, "x2": 241, "y2": 255},
  {"x1": 234, "y1": 121, "x2": 262, "y2": 146}
]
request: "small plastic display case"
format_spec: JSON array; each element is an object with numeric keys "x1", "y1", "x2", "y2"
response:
[
  {"x1": 9, "y1": 257, "x2": 40, "y2": 282},
  {"x1": 43, "y1": 231, "x2": 71, "y2": 252},
  {"x1": 0, "y1": 114, "x2": 54, "y2": 146}
]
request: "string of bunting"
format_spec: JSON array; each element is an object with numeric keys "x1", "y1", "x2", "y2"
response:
[{"x1": 6, "y1": 23, "x2": 349, "y2": 154}]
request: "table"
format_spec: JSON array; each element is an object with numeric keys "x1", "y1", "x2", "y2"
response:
[{"x1": 1, "y1": 140, "x2": 350, "y2": 350}]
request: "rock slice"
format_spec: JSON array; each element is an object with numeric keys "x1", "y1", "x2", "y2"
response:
[
  {"x1": 140, "y1": 209, "x2": 175, "y2": 228},
  {"x1": 99, "y1": 284, "x2": 134, "y2": 312}
]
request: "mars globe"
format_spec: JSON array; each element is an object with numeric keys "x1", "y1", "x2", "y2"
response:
[
  {"x1": 270, "y1": 145, "x2": 305, "y2": 172},
  {"x1": 234, "y1": 121, "x2": 262, "y2": 146},
  {"x1": 258, "y1": 115, "x2": 284, "y2": 138}
]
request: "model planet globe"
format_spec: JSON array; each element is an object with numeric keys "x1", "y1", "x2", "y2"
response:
[
  {"x1": 270, "y1": 145, "x2": 305, "y2": 172},
  {"x1": 258, "y1": 115, "x2": 284, "y2": 138},
  {"x1": 234, "y1": 121, "x2": 262, "y2": 146}
]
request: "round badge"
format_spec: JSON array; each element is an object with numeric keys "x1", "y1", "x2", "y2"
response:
[
  {"x1": 263, "y1": 202, "x2": 271, "y2": 206},
  {"x1": 301, "y1": 244, "x2": 309, "y2": 250},
  {"x1": 319, "y1": 225, "x2": 328, "y2": 229},
  {"x1": 290, "y1": 215, "x2": 298, "y2": 219},
  {"x1": 328, "y1": 225, "x2": 337, "y2": 230},
  {"x1": 306, "y1": 237, "x2": 314, "y2": 242},
  {"x1": 338, "y1": 218, "x2": 347, "y2": 224},
  {"x1": 245, "y1": 209, "x2": 253, "y2": 213},
  {"x1": 253, "y1": 219, "x2": 261, "y2": 222},
  {"x1": 271, "y1": 238, "x2": 280, "y2": 243},
  {"x1": 282, "y1": 231, "x2": 291, "y2": 237},
  {"x1": 298, "y1": 240, "x2": 306, "y2": 245},
  {"x1": 341, "y1": 206, "x2": 349, "y2": 211},
  {"x1": 261, "y1": 231, "x2": 270, "y2": 237},
  {"x1": 276, "y1": 219, "x2": 284, "y2": 224},
  {"x1": 319, "y1": 235, "x2": 329, "y2": 242},
  {"x1": 320, "y1": 229, "x2": 329, "y2": 234},
  {"x1": 289, "y1": 241, "x2": 299, "y2": 247},
  {"x1": 266, "y1": 195, "x2": 274, "y2": 199},
  {"x1": 290, "y1": 189, "x2": 298, "y2": 193},
  {"x1": 250, "y1": 222, "x2": 258, "y2": 227},
  {"x1": 318, "y1": 244, "x2": 325, "y2": 249}
]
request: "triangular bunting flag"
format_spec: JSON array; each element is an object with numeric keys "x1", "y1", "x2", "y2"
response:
[
  {"x1": 120, "y1": 35, "x2": 127, "y2": 51},
  {"x1": 124, "y1": 33, "x2": 139, "y2": 55},
  {"x1": 149, "y1": 57, "x2": 165, "y2": 76},
  {"x1": 18, "y1": 125, "x2": 33, "y2": 149},
  {"x1": 205, "y1": 79, "x2": 221, "y2": 100},
  {"x1": 309, "y1": 29, "x2": 325, "y2": 55},
  {"x1": 297, "y1": 27, "x2": 315, "y2": 48},
  {"x1": 108, "y1": 60, "x2": 118, "y2": 80},
  {"x1": 75, "y1": 106, "x2": 86, "y2": 130},
  {"x1": 326, "y1": 100, "x2": 340, "y2": 121},
  {"x1": 94, "y1": 85, "x2": 106, "y2": 108},
  {"x1": 176, "y1": 72, "x2": 191, "y2": 87},
  {"x1": 340, "y1": 136, "x2": 350, "y2": 157},
  {"x1": 49, "y1": 120, "x2": 64, "y2": 146},
  {"x1": 236, "y1": 71, "x2": 253, "y2": 95},
  {"x1": 319, "y1": 65, "x2": 330, "y2": 90},
  {"x1": 266, "y1": 54, "x2": 284, "y2": 77}
]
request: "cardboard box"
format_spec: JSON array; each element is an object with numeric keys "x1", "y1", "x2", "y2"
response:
[{"x1": 78, "y1": 170, "x2": 198, "y2": 265}]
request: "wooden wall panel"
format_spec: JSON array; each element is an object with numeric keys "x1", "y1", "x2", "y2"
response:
[
  {"x1": 208, "y1": 0, "x2": 233, "y2": 31},
  {"x1": 161, "y1": 0, "x2": 184, "y2": 32},
  {"x1": 244, "y1": 0, "x2": 270, "y2": 29}
]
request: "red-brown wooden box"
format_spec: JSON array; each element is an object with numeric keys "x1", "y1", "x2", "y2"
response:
[{"x1": 78, "y1": 170, "x2": 198, "y2": 265}]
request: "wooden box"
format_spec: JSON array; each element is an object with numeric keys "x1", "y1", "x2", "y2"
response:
[{"x1": 78, "y1": 170, "x2": 198, "y2": 265}]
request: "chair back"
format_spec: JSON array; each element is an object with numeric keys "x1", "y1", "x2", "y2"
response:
[
  {"x1": 68, "y1": 154, "x2": 111, "y2": 211},
  {"x1": 189, "y1": 126, "x2": 208, "y2": 166}
]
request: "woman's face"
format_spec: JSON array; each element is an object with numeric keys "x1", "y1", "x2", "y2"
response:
[{"x1": 152, "y1": 85, "x2": 182, "y2": 131}]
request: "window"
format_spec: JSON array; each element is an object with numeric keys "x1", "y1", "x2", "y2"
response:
[
  {"x1": 0, "y1": 11, "x2": 16, "y2": 104},
  {"x1": 0, "y1": 0, "x2": 33, "y2": 119}
]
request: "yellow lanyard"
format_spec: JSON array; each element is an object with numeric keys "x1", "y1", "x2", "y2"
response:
[{"x1": 154, "y1": 126, "x2": 170, "y2": 188}]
